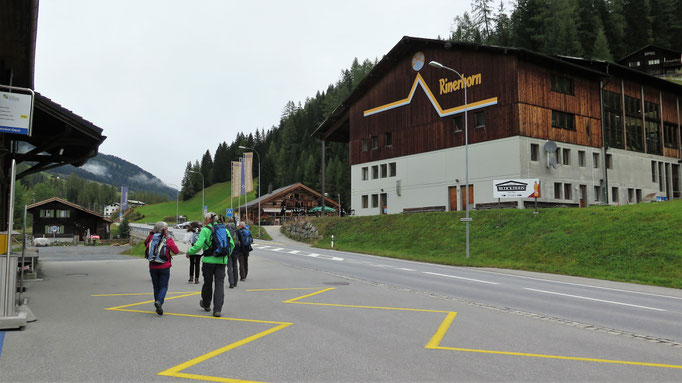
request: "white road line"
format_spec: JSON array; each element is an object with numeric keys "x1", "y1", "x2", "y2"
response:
[
  {"x1": 304, "y1": 253, "x2": 320, "y2": 257},
  {"x1": 287, "y1": 250, "x2": 301, "y2": 254},
  {"x1": 329, "y1": 256, "x2": 344, "y2": 261},
  {"x1": 270, "y1": 248, "x2": 285, "y2": 252},
  {"x1": 524, "y1": 288, "x2": 667, "y2": 312},
  {"x1": 469, "y1": 269, "x2": 682, "y2": 301},
  {"x1": 424, "y1": 272, "x2": 500, "y2": 285},
  {"x1": 397, "y1": 268, "x2": 415, "y2": 271}
]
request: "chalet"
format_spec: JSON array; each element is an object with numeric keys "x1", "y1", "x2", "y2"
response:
[
  {"x1": 236, "y1": 183, "x2": 339, "y2": 225},
  {"x1": 314, "y1": 36, "x2": 682, "y2": 216},
  {"x1": 617, "y1": 45, "x2": 682, "y2": 77},
  {"x1": 28, "y1": 197, "x2": 111, "y2": 241}
]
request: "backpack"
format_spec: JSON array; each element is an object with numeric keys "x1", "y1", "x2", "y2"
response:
[
  {"x1": 226, "y1": 223, "x2": 241, "y2": 252},
  {"x1": 146, "y1": 233, "x2": 168, "y2": 263},
  {"x1": 191, "y1": 230, "x2": 200, "y2": 245},
  {"x1": 206, "y1": 223, "x2": 232, "y2": 258},
  {"x1": 241, "y1": 227, "x2": 253, "y2": 247}
]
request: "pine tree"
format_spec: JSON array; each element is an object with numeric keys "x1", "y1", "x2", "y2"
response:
[
  {"x1": 623, "y1": 0, "x2": 652, "y2": 52},
  {"x1": 472, "y1": 0, "x2": 495, "y2": 41},
  {"x1": 592, "y1": 26, "x2": 614, "y2": 60},
  {"x1": 200, "y1": 150, "x2": 214, "y2": 186},
  {"x1": 180, "y1": 162, "x2": 195, "y2": 201}
]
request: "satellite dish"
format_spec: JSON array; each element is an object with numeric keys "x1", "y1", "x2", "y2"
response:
[{"x1": 544, "y1": 140, "x2": 558, "y2": 153}]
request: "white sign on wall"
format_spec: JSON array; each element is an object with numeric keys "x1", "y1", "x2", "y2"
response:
[
  {"x1": 493, "y1": 179, "x2": 540, "y2": 198},
  {"x1": 0, "y1": 91, "x2": 33, "y2": 136}
]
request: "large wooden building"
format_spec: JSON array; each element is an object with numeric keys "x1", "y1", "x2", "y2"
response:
[
  {"x1": 314, "y1": 36, "x2": 682, "y2": 216},
  {"x1": 27, "y1": 197, "x2": 111, "y2": 241}
]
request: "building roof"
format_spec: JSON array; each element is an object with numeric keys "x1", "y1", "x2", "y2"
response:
[
  {"x1": 617, "y1": 44, "x2": 682, "y2": 63},
  {"x1": 238, "y1": 182, "x2": 339, "y2": 210},
  {"x1": 27, "y1": 197, "x2": 112, "y2": 223},
  {"x1": 312, "y1": 36, "x2": 606, "y2": 142}
]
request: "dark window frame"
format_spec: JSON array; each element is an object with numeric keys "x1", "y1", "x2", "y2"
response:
[
  {"x1": 551, "y1": 110, "x2": 576, "y2": 131},
  {"x1": 550, "y1": 75, "x2": 574, "y2": 95}
]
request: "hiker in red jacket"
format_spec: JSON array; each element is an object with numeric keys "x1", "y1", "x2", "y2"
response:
[{"x1": 145, "y1": 221, "x2": 179, "y2": 316}]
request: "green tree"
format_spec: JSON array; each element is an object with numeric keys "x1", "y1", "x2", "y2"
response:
[
  {"x1": 623, "y1": 0, "x2": 652, "y2": 52},
  {"x1": 33, "y1": 182, "x2": 59, "y2": 202},
  {"x1": 592, "y1": 26, "x2": 614, "y2": 60},
  {"x1": 200, "y1": 150, "x2": 214, "y2": 186},
  {"x1": 119, "y1": 217, "x2": 130, "y2": 239}
]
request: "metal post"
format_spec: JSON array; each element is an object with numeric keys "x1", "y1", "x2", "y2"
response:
[
  {"x1": 4, "y1": 160, "x2": 16, "y2": 316},
  {"x1": 19, "y1": 205, "x2": 26, "y2": 304},
  {"x1": 338, "y1": 193, "x2": 341, "y2": 217},
  {"x1": 244, "y1": 153, "x2": 249, "y2": 225},
  {"x1": 429, "y1": 61, "x2": 470, "y2": 258},
  {"x1": 321, "y1": 139, "x2": 326, "y2": 217}
]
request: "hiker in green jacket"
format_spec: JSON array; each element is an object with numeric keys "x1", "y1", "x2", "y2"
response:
[{"x1": 188, "y1": 212, "x2": 226, "y2": 317}]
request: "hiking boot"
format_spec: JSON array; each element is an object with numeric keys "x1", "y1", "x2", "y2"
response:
[
  {"x1": 194, "y1": 278, "x2": 200, "y2": 284},
  {"x1": 229, "y1": 284, "x2": 234, "y2": 288},
  {"x1": 213, "y1": 311, "x2": 221, "y2": 317},
  {"x1": 154, "y1": 301, "x2": 163, "y2": 316},
  {"x1": 199, "y1": 299, "x2": 210, "y2": 312},
  {"x1": 188, "y1": 277, "x2": 193, "y2": 283}
]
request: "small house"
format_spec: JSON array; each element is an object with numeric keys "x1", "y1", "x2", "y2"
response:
[{"x1": 28, "y1": 197, "x2": 112, "y2": 241}]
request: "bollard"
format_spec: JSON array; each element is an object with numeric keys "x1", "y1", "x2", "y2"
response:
[{"x1": 331, "y1": 234, "x2": 334, "y2": 248}]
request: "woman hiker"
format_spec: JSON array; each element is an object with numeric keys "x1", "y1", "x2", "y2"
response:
[
  {"x1": 144, "y1": 221, "x2": 179, "y2": 316},
  {"x1": 183, "y1": 221, "x2": 203, "y2": 284}
]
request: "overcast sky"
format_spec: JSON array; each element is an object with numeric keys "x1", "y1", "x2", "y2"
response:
[{"x1": 34, "y1": 0, "x2": 467, "y2": 188}]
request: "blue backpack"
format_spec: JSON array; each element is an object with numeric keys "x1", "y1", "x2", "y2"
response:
[
  {"x1": 241, "y1": 227, "x2": 253, "y2": 247},
  {"x1": 146, "y1": 233, "x2": 168, "y2": 263},
  {"x1": 206, "y1": 223, "x2": 232, "y2": 258}
]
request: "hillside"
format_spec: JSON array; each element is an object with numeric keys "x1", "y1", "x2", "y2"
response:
[
  {"x1": 287, "y1": 200, "x2": 682, "y2": 289},
  {"x1": 131, "y1": 180, "x2": 258, "y2": 223},
  {"x1": 48, "y1": 153, "x2": 176, "y2": 199}
]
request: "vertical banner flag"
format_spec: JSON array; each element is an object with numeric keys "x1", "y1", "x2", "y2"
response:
[
  {"x1": 121, "y1": 186, "x2": 129, "y2": 211},
  {"x1": 240, "y1": 157, "x2": 246, "y2": 196},
  {"x1": 244, "y1": 152, "x2": 254, "y2": 192},
  {"x1": 231, "y1": 161, "x2": 241, "y2": 197}
]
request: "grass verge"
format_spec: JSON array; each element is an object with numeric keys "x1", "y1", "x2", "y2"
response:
[{"x1": 299, "y1": 200, "x2": 682, "y2": 289}]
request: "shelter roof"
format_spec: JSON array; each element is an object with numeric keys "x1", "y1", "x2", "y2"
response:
[{"x1": 27, "y1": 197, "x2": 112, "y2": 223}]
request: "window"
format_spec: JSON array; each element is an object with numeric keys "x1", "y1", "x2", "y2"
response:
[
  {"x1": 562, "y1": 148, "x2": 570, "y2": 166},
  {"x1": 475, "y1": 111, "x2": 486, "y2": 129},
  {"x1": 57, "y1": 210, "x2": 70, "y2": 218},
  {"x1": 362, "y1": 167, "x2": 368, "y2": 181},
  {"x1": 651, "y1": 160, "x2": 657, "y2": 182},
  {"x1": 551, "y1": 110, "x2": 575, "y2": 131},
  {"x1": 44, "y1": 225, "x2": 64, "y2": 234},
  {"x1": 453, "y1": 115, "x2": 463, "y2": 132},
  {"x1": 389, "y1": 162, "x2": 396, "y2": 177},
  {"x1": 371, "y1": 194, "x2": 379, "y2": 208},
  {"x1": 625, "y1": 96, "x2": 643, "y2": 152},
  {"x1": 531, "y1": 144, "x2": 539, "y2": 161},
  {"x1": 578, "y1": 151, "x2": 585, "y2": 167},
  {"x1": 647, "y1": 59, "x2": 660, "y2": 65},
  {"x1": 380, "y1": 164, "x2": 387, "y2": 178},
  {"x1": 664, "y1": 123, "x2": 679, "y2": 148},
  {"x1": 385, "y1": 132, "x2": 392, "y2": 147},
  {"x1": 611, "y1": 187, "x2": 619, "y2": 203},
  {"x1": 659, "y1": 162, "x2": 664, "y2": 192},
  {"x1": 593, "y1": 153, "x2": 600, "y2": 168},
  {"x1": 372, "y1": 165, "x2": 378, "y2": 179},
  {"x1": 371, "y1": 136, "x2": 378, "y2": 150},
  {"x1": 594, "y1": 186, "x2": 601, "y2": 202},
  {"x1": 606, "y1": 154, "x2": 612, "y2": 169},
  {"x1": 554, "y1": 182, "x2": 562, "y2": 199},
  {"x1": 550, "y1": 75, "x2": 573, "y2": 94},
  {"x1": 362, "y1": 195, "x2": 368, "y2": 209},
  {"x1": 40, "y1": 209, "x2": 55, "y2": 218},
  {"x1": 602, "y1": 90, "x2": 624, "y2": 149},
  {"x1": 564, "y1": 183, "x2": 572, "y2": 200},
  {"x1": 361, "y1": 139, "x2": 368, "y2": 152},
  {"x1": 644, "y1": 101, "x2": 661, "y2": 155},
  {"x1": 628, "y1": 188, "x2": 634, "y2": 203},
  {"x1": 628, "y1": 61, "x2": 640, "y2": 67},
  {"x1": 636, "y1": 189, "x2": 642, "y2": 203}
]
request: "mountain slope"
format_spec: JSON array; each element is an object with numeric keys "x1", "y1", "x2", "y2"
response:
[{"x1": 48, "y1": 153, "x2": 176, "y2": 199}]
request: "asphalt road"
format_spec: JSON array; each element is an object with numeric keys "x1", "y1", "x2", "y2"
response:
[{"x1": 0, "y1": 227, "x2": 680, "y2": 382}]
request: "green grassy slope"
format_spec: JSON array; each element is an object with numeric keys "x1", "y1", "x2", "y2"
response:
[
  {"x1": 304, "y1": 200, "x2": 682, "y2": 288},
  {"x1": 132, "y1": 181, "x2": 258, "y2": 223}
]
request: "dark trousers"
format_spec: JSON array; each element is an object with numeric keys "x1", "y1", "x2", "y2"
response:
[
  {"x1": 227, "y1": 254, "x2": 239, "y2": 286},
  {"x1": 238, "y1": 253, "x2": 249, "y2": 280},
  {"x1": 150, "y1": 268, "x2": 170, "y2": 305},
  {"x1": 201, "y1": 263, "x2": 226, "y2": 312},
  {"x1": 188, "y1": 255, "x2": 201, "y2": 279}
]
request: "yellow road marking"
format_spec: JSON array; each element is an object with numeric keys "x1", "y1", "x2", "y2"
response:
[
  {"x1": 425, "y1": 311, "x2": 458, "y2": 349},
  {"x1": 246, "y1": 288, "x2": 322, "y2": 292},
  {"x1": 92, "y1": 292, "x2": 197, "y2": 297}
]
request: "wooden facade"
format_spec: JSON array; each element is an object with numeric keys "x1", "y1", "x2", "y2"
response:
[
  {"x1": 237, "y1": 183, "x2": 340, "y2": 225},
  {"x1": 317, "y1": 37, "x2": 682, "y2": 166},
  {"x1": 27, "y1": 197, "x2": 111, "y2": 240},
  {"x1": 617, "y1": 45, "x2": 682, "y2": 77}
]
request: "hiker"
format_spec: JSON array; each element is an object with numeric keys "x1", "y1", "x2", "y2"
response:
[
  {"x1": 145, "y1": 221, "x2": 179, "y2": 316},
  {"x1": 225, "y1": 222, "x2": 240, "y2": 288},
  {"x1": 237, "y1": 221, "x2": 253, "y2": 281},
  {"x1": 183, "y1": 221, "x2": 203, "y2": 284},
  {"x1": 188, "y1": 212, "x2": 229, "y2": 317}
]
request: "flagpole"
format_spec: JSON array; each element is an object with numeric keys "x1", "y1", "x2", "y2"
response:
[
  {"x1": 244, "y1": 153, "x2": 249, "y2": 225},
  {"x1": 230, "y1": 162, "x2": 233, "y2": 222}
]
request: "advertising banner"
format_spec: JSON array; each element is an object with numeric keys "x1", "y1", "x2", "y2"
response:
[
  {"x1": 0, "y1": 91, "x2": 32, "y2": 135},
  {"x1": 231, "y1": 161, "x2": 241, "y2": 197},
  {"x1": 121, "y1": 186, "x2": 129, "y2": 210},
  {"x1": 243, "y1": 152, "x2": 254, "y2": 192},
  {"x1": 493, "y1": 179, "x2": 540, "y2": 198}
]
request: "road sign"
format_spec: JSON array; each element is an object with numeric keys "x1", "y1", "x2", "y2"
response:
[
  {"x1": 0, "y1": 91, "x2": 33, "y2": 136},
  {"x1": 225, "y1": 208, "x2": 233, "y2": 218}
]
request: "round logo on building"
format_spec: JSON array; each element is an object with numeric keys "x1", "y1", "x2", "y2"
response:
[{"x1": 412, "y1": 52, "x2": 425, "y2": 71}]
